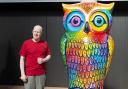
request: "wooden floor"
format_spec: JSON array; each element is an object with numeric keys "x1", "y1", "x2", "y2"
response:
[{"x1": 0, "y1": 86, "x2": 67, "y2": 89}]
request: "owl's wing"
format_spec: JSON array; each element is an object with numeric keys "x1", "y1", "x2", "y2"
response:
[
  {"x1": 60, "y1": 34, "x2": 67, "y2": 67},
  {"x1": 105, "y1": 35, "x2": 114, "y2": 76}
]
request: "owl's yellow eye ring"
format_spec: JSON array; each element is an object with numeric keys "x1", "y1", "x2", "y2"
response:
[
  {"x1": 89, "y1": 11, "x2": 108, "y2": 32},
  {"x1": 92, "y1": 15, "x2": 107, "y2": 27}
]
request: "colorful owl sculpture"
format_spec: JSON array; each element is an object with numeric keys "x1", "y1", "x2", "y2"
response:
[{"x1": 60, "y1": 0, "x2": 114, "y2": 89}]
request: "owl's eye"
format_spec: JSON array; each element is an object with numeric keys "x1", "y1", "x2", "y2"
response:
[
  {"x1": 70, "y1": 16, "x2": 81, "y2": 27},
  {"x1": 92, "y1": 15, "x2": 106, "y2": 27},
  {"x1": 63, "y1": 11, "x2": 85, "y2": 32},
  {"x1": 89, "y1": 11, "x2": 108, "y2": 32}
]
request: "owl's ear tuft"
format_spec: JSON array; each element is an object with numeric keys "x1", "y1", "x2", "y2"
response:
[
  {"x1": 62, "y1": 3, "x2": 67, "y2": 8},
  {"x1": 62, "y1": 3, "x2": 69, "y2": 12},
  {"x1": 62, "y1": 3, "x2": 77, "y2": 12},
  {"x1": 107, "y1": 2, "x2": 115, "y2": 10},
  {"x1": 98, "y1": 2, "x2": 115, "y2": 11}
]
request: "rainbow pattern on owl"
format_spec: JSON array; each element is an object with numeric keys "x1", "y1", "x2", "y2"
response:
[{"x1": 60, "y1": 0, "x2": 114, "y2": 89}]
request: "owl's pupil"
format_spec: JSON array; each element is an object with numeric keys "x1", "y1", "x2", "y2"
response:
[
  {"x1": 70, "y1": 16, "x2": 81, "y2": 27},
  {"x1": 73, "y1": 18, "x2": 78, "y2": 24},
  {"x1": 97, "y1": 18, "x2": 102, "y2": 24}
]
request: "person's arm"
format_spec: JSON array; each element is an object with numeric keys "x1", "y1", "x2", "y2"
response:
[
  {"x1": 20, "y1": 56, "x2": 27, "y2": 82},
  {"x1": 43, "y1": 55, "x2": 51, "y2": 62},
  {"x1": 37, "y1": 55, "x2": 51, "y2": 64}
]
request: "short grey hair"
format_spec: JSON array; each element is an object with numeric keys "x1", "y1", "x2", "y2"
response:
[{"x1": 33, "y1": 25, "x2": 43, "y2": 33}]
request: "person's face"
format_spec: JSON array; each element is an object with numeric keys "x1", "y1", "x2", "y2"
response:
[{"x1": 32, "y1": 26, "x2": 42, "y2": 40}]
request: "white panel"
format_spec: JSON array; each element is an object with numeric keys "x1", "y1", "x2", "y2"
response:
[{"x1": 0, "y1": 0, "x2": 127, "y2": 3}]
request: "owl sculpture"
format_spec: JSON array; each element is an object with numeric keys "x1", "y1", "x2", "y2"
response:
[{"x1": 60, "y1": 0, "x2": 114, "y2": 89}]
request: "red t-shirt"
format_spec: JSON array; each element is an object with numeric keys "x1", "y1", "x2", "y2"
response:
[{"x1": 20, "y1": 39, "x2": 50, "y2": 76}]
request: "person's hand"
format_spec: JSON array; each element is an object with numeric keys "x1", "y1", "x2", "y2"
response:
[
  {"x1": 20, "y1": 75, "x2": 27, "y2": 83},
  {"x1": 37, "y1": 57, "x2": 44, "y2": 64}
]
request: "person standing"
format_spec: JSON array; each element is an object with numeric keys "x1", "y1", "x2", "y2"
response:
[{"x1": 19, "y1": 25, "x2": 51, "y2": 89}]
